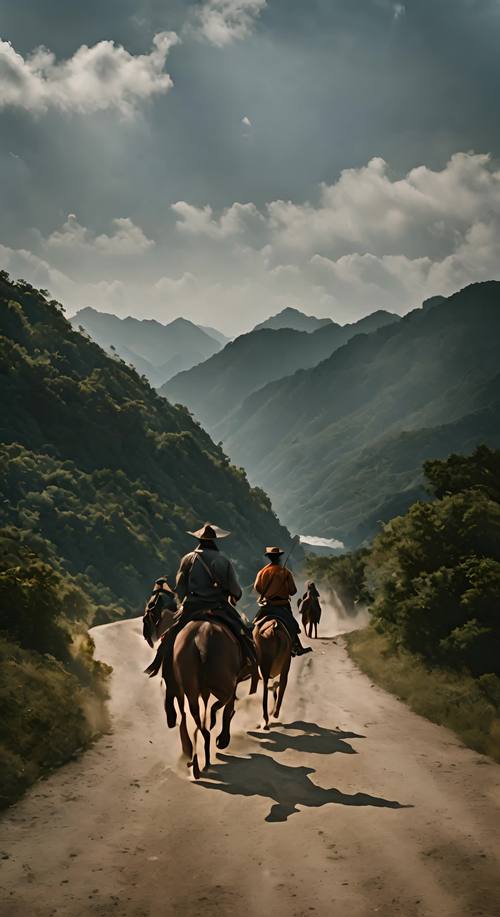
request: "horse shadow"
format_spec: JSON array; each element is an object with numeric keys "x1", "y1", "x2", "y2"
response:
[
  {"x1": 197, "y1": 753, "x2": 411, "y2": 823},
  {"x1": 247, "y1": 720, "x2": 364, "y2": 756}
]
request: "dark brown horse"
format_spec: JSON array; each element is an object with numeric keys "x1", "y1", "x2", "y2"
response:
[
  {"x1": 298, "y1": 584, "x2": 322, "y2": 638},
  {"x1": 253, "y1": 618, "x2": 292, "y2": 730},
  {"x1": 171, "y1": 619, "x2": 244, "y2": 779}
]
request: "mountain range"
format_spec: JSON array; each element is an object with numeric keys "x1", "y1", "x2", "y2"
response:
[
  {"x1": 220, "y1": 282, "x2": 500, "y2": 546},
  {"x1": 71, "y1": 307, "x2": 227, "y2": 387},
  {"x1": 162, "y1": 309, "x2": 399, "y2": 436}
]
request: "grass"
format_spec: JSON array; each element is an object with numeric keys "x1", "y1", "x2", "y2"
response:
[
  {"x1": 0, "y1": 636, "x2": 110, "y2": 808},
  {"x1": 344, "y1": 627, "x2": 500, "y2": 763}
]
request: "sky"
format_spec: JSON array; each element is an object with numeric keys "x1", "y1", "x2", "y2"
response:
[{"x1": 1, "y1": 0, "x2": 500, "y2": 335}]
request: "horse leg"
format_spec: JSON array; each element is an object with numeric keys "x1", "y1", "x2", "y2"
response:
[
  {"x1": 216, "y1": 692, "x2": 236, "y2": 749},
  {"x1": 273, "y1": 666, "x2": 289, "y2": 720},
  {"x1": 262, "y1": 676, "x2": 270, "y2": 730},
  {"x1": 272, "y1": 680, "x2": 279, "y2": 715},
  {"x1": 200, "y1": 695, "x2": 212, "y2": 770},
  {"x1": 178, "y1": 695, "x2": 193, "y2": 760},
  {"x1": 187, "y1": 695, "x2": 203, "y2": 780},
  {"x1": 210, "y1": 699, "x2": 224, "y2": 730}
]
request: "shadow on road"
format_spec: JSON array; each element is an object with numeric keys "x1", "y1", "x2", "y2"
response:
[
  {"x1": 248, "y1": 720, "x2": 364, "y2": 756},
  {"x1": 197, "y1": 753, "x2": 410, "y2": 822}
]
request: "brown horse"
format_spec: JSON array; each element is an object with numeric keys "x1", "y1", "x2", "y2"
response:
[
  {"x1": 253, "y1": 619, "x2": 292, "y2": 730},
  {"x1": 170, "y1": 619, "x2": 244, "y2": 779},
  {"x1": 299, "y1": 593, "x2": 322, "y2": 638}
]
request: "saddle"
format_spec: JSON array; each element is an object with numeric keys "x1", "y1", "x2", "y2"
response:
[{"x1": 254, "y1": 611, "x2": 293, "y2": 643}]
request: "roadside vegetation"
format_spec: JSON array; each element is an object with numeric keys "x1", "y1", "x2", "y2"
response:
[
  {"x1": 0, "y1": 530, "x2": 111, "y2": 807},
  {"x1": 308, "y1": 446, "x2": 500, "y2": 761}
]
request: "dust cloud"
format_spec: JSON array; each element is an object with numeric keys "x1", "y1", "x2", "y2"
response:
[{"x1": 295, "y1": 579, "x2": 370, "y2": 639}]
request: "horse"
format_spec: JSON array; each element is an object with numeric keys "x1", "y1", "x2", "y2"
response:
[
  {"x1": 170, "y1": 619, "x2": 244, "y2": 779},
  {"x1": 299, "y1": 594, "x2": 321, "y2": 638},
  {"x1": 253, "y1": 618, "x2": 292, "y2": 730}
]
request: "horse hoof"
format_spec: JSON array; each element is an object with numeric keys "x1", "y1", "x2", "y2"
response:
[
  {"x1": 216, "y1": 734, "x2": 229, "y2": 750},
  {"x1": 192, "y1": 756, "x2": 201, "y2": 780}
]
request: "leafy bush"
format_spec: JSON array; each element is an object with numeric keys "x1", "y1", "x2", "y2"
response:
[{"x1": 367, "y1": 446, "x2": 500, "y2": 676}]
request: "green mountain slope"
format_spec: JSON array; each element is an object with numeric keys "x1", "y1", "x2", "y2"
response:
[
  {"x1": 71, "y1": 308, "x2": 222, "y2": 386},
  {"x1": 221, "y1": 282, "x2": 500, "y2": 545},
  {"x1": 0, "y1": 272, "x2": 292, "y2": 612},
  {"x1": 0, "y1": 272, "x2": 295, "y2": 804},
  {"x1": 162, "y1": 310, "x2": 398, "y2": 436}
]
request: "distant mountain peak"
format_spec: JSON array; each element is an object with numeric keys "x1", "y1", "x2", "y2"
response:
[
  {"x1": 165, "y1": 316, "x2": 198, "y2": 330},
  {"x1": 253, "y1": 307, "x2": 333, "y2": 334},
  {"x1": 70, "y1": 307, "x2": 222, "y2": 386}
]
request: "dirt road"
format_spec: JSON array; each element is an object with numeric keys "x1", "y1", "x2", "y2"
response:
[{"x1": 1, "y1": 617, "x2": 500, "y2": 917}]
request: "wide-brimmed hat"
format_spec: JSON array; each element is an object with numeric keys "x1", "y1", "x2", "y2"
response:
[
  {"x1": 187, "y1": 522, "x2": 230, "y2": 540},
  {"x1": 265, "y1": 546, "x2": 284, "y2": 556}
]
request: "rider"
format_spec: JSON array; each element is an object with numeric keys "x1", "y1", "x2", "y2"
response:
[
  {"x1": 145, "y1": 523, "x2": 257, "y2": 721},
  {"x1": 172, "y1": 522, "x2": 256, "y2": 664},
  {"x1": 298, "y1": 580, "x2": 321, "y2": 607},
  {"x1": 176, "y1": 523, "x2": 241, "y2": 610},
  {"x1": 142, "y1": 576, "x2": 177, "y2": 647},
  {"x1": 253, "y1": 546, "x2": 312, "y2": 656}
]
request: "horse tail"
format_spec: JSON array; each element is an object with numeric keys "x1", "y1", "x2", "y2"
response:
[
  {"x1": 194, "y1": 627, "x2": 209, "y2": 664},
  {"x1": 144, "y1": 640, "x2": 166, "y2": 678}
]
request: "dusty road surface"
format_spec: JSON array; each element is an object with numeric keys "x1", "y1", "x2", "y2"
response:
[{"x1": 1, "y1": 616, "x2": 500, "y2": 917}]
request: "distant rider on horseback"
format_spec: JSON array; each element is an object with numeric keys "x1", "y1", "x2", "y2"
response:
[{"x1": 253, "y1": 547, "x2": 312, "y2": 656}]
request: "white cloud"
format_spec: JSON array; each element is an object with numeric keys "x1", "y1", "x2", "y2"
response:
[
  {"x1": 46, "y1": 214, "x2": 155, "y2": 255},
  {"x1": 0, "y1": 32, "x2": 178, "y2": 115},
  {"x1": 154, "y1": 271, "x2": 198, "y2": 295},
  {"x1": 192, "y1": 0, "x2": 266, "y2": 47},
  {"x1": 265, "y1": 153, "x2": 500, "y2": 261},
  {"x1": 242, "y1": 115, "x2": 252, "y2": 127},
  {"x1": 0, "y1": 243, "x2": 73, "y2": 296},
  {"x1": 393, "y1": 3, "x2": 405, "y2": 20},
  {"x1": 172, "y1": 200, "x2": 264, "y2": 238}
]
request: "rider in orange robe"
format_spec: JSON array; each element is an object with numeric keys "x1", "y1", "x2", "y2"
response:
[{"x1": 254, "y1": 547, "x2": 312, "y2": 656}]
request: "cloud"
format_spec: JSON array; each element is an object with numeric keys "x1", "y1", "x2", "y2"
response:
[
  {"x1": 241, "y1": 115, "x2": 252, "y2": 127},
  {"x1": 265, "y1": 152, "x2": 500, "y2": 261},
  {"x1": 4, "y1": 151, "x2": 500, "y2": 332},
  {"x1": 46, "y1": 214, "x2": 155, "y2": 255},
  {"x1": 169, "y1": 151, "x2": 500, "y2": 323},
  {"x1": 172, "y1": 200, "x2": 264, "y2": 238},
  {"x1": 154, "y1": 271, "x2": 198, "y2": 295},
  {"x1": 191, "y1": 0, "x2": 267, "y2": 47},
  {"x1": 0, "y1": 243, "x2": 73, "y2": 295},
  {"x1": 393, "y1": 3, "x2": 405, "y2": 20},
  {"x1": 0, "y1": 32, "x2": 178, "y2": 115}
]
